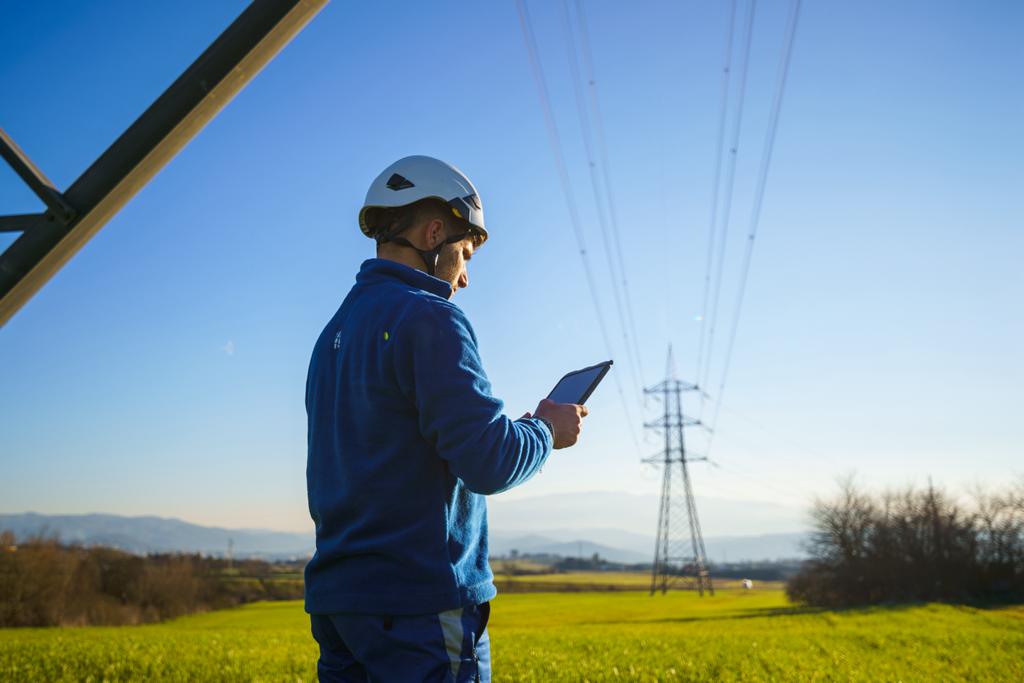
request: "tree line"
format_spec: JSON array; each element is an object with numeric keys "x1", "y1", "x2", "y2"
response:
[
  {"x1": 0, "y1": 531, "x2": 304, "y2": 627},
  {"x1": 787, "y1": 478, "x2": 1024, "y2": 607}
]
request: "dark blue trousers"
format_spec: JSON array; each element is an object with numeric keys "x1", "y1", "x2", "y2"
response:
[{"x1": 310, "y1": 602, "x2": 491, "y2": 682}]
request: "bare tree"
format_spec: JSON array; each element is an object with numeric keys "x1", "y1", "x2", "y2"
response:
[{"x1": 788, "y1": 478, "x2": 1024, "y2": 607}]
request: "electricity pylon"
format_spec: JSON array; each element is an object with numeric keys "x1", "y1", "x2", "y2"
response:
[{"x1": 646, "y1": 346, "x2": 714, "y2": 596}]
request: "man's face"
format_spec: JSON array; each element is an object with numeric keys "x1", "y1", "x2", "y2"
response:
[{"x1": 436, "y1": 237, "x2": 475, "y2": 296}]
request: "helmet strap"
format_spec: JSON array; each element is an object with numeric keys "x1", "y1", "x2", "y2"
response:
[{"x1": 387, "y1": 231, "x2": 470, "y2": 277}]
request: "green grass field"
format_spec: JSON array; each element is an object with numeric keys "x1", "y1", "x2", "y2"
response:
[
  {"x1": 494, "y1": 571, "x2": 778, "y2": 592},
  {"x1": 2, "y1": 587, "x2": 1022, "y2": 681}
]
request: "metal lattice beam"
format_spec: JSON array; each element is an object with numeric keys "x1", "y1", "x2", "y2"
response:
[
  {"x1": 0, "y1": 0, "x2": 328, "y2": 327},
  {"x1": 0, "y1": 213, "x2": 46, "y2": 234},
  {"x1": 0, "y1": 128, "x2": 77, "y2": 224}
]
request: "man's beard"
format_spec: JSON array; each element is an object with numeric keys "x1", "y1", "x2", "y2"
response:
[{"x1": 433, "y1": 246, "x2": 461, "y2": 295}]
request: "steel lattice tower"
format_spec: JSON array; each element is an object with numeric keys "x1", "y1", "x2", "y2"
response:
[{"x1": 646, "y1": 347, "x2": 714, "y2": 596}]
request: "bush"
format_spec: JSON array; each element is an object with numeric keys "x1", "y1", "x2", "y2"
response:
[
  {"x1": 787, "y1": 478, "x2": 1024, "y2": 607},
  {"x1": 0, "y1": 534, "x2": 306, "y2": 627}
]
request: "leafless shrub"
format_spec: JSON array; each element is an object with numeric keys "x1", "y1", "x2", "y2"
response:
[
  {"x1": 0, "y1": 535, "x2": 301, "y2": 627},
  {"x1": 788, "y1": 478, "x2": 1024, "y2": 607}
]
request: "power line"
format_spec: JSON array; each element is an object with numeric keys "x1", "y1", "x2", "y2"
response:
[
  {"x1": 698, "y1": 0, "x2": 757, "y2": 400},
  {"x1": 710, "y1": 411, "x2": 840, "y2": 485},
  {"x1": 719, "y1": 403, "x2": 834, "y2": 465},
  {"x1": 515, "y1": 0, "x2": 642, "y2": 453},
  {"x1": 707, "y1": 457, "x2": 810, "y2": 503},
  {"x1": 695, "y1": 0, "x2": 738, "y2": 408},
  {"x1": 559, "y1": 0, "x2": 645, "y2": 405},
  {"x1": 708, "y1": 0, "x2": 803, "y2": 453},
  {"x1": 572, "y1": 0, "x2": 648, "y2": 390}
]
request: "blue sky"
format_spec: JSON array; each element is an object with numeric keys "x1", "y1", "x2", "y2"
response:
[{"x1": 2, "y1": 1, "x2": 1021, "y2": 534}]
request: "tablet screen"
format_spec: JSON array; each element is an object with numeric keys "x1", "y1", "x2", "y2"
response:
[{"x1": 547, "y1": 361, "x2": 612, "y2": 405}]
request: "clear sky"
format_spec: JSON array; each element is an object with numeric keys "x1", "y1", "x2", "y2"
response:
[{"x1": 2, "y1": 1, "x2": 1021, "y2": 534}]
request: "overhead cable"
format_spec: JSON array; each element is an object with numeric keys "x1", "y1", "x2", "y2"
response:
[
  {"x1": 720, "y1": 403, "x2": 832, "y2": 464},
  {"x1": 707, "y1": 457, "x2": 809, "y2": 503},
  {"x1": 515, "y1": 0, "x2": 643, "y2": 453},
  {"x1": 572, "y1": 0, "x2": 649, "y2": 391},
  {"x1": 559, "y1": 0, "x2": 645, "y2": 405},
  {"x1": 707, "y1": 0, "x2": 803, "y2": 454},
  {"x1": 698, "y1": 0, "x2": 757, "y2": 402},
  {"x1": 695, "y1": 0, "x2": 738, "y2": 408}
]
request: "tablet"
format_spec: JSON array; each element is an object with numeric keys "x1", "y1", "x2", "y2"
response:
[{"x1": 546, "y1": 360, "x2": 613, "y2": 405}]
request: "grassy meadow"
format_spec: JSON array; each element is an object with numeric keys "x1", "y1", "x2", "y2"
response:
[{"x1": 2, "y1": 585, "x2": 1023, "y2": 681}]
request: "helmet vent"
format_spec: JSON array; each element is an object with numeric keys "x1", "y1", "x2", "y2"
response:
[{"x1": 385, "y1": 173, "x2": 415, "y2": 191}]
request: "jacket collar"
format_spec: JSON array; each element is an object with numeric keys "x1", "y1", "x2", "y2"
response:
[{"x1": 356, "y1": 258, "x2": 453, "y2": 300}]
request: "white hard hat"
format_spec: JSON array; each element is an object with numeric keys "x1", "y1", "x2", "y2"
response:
[{"x1": 358, "y1": 155, "x2": 488, "y2": 245}]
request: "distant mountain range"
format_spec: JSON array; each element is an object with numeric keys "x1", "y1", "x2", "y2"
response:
[
  {"x1": 486, "y1": 490, "x2": 810, "y2": 562},
  {"x1": 0, "y1": 513, "x2": 313, "y2": 560},
  {"x1": 489, "y1": 529, "x2": 808, "y2": 563},
  {"x1": 1, "y1": 512, "x2": 807, "y2": 563},
  {"x1": 487, "y1": 490, "x2": 809, "y2": 539}
]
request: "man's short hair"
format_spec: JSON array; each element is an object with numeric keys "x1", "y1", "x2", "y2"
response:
[
  {"x1": 364, "y1": 199, "x2": 450, "y2": 244},
  {"x1": 366, "y1": 198, "x2": 483, "y2": 247}
]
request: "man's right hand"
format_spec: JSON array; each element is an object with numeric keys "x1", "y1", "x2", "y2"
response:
[{"x1": 531, "y1": 398, "x2": 589, "y2": 449}]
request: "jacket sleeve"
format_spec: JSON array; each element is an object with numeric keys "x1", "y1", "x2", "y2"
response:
[{"x1": 393, "y1": 300, "x2": 553, "y2": 495}]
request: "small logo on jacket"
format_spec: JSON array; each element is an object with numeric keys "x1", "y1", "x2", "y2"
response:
[{"x1": 333, "y1": 330, "x2": 342, "y2": 350}]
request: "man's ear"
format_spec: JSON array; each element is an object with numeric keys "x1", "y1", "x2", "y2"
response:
[{"x1": 424, "y1": 218, "x2": 445, "y2": 249}]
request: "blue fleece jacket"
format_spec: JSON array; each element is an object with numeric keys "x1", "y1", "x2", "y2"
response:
[{"x1": 304, "y1": 259, "x2": 553, "y2": 615}]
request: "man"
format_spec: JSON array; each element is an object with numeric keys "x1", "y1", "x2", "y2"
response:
[{"x1": 305, "y1": 155, "x2": 588, "y2": 681}]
